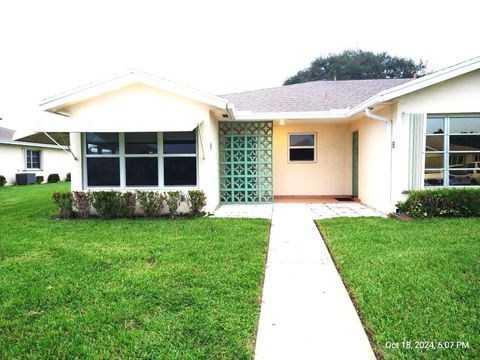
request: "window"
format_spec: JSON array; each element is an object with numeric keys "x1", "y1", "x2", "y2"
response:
[
  {"x1": 26, "y1": 149, "x2": 41, "y2": 169},
  {"x1": 425, "y1": 115, "x2": 480, "y2": 187},
  {"x1": 86, "y1": 133, "x2": 120, "y2": 186},
  {"x1": 125, "y1": 132, "x2": 158, "y2": 186},
  {"x1": 163, "y1": 131, "x2": 197, "y2": 186},
  {"x1": 84, "y1": 131, "x2": 197, "y2": 188},
  {"x1": 288, "y1": 133, "x2": 316, "y2": 162}
]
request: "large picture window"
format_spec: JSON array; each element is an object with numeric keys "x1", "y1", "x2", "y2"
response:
[
  {"x1": 425, "y1": 115, "x2": 480, "y2": 187},
  {"x1": 84, "y1": 131, "x2": 197, "y2": 188},
  {"x1": 288, "y1": 133, "x2": 316, "y2": 162}
]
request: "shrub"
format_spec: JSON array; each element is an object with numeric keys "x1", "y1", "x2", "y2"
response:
[
  {"x1": 73, "y1": 191, "x2": 91, "y2": 219},
  {"x1": 137, "y1": 191, "x2": 165, "y2": 219},
  {"x1": 90, "y1": 191, "x2": 122, "y2": 219},
  {"x1": 187, "y1": 190, "x2": 207, "y2": 216},
  {"x1": 0, "y1": 175, "x2": 6, "y2": 187},
  {"x1": 52, "y1": 191, "x2": 73, "y2": 219},
  {"x1": 165, "y1": 191, "x2": 185, "y2": 219},
  {"x1": 120, "y1": 192, "x2": 137, "y2": 218},
  {"x1": 396, "y1": 188, "x2": 480, "y2": 218},
  {"x1": 36, "y1": 176, "x2": 44, "y2": 184},
  {"x1": 65, "y1": 173, "x2": 71, "y2": 182},
  {"x1": 47, "y1": 174, "x2": 60, "y2": 183}
]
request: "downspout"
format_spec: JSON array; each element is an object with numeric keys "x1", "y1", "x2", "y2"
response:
[
  {"x1": 364, "y1": 107, "x2": 394, "y2": 207},
  {"x1": 226, "y1": 103, "x2": 236, "y2": 120}
]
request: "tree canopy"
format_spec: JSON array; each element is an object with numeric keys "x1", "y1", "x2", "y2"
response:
[{"x1": 284, "y1": 49, "x2": 427, "y2": 85}]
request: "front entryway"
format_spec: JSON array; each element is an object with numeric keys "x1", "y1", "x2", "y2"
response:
[{"x1": 218, "y1": 121, "x2": 273, "y2": 203}]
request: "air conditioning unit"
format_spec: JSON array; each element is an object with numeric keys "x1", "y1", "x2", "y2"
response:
[{"x1": 16, "y1": 173, "x2": 36, "y2": 185}]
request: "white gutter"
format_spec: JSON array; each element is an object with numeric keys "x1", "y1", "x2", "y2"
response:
[
  {"x1": 226, "y1": 103, "x2": 237, "y2": 120},
  {"x1": 364, "y1": 108, "x2": 390, "y2": 124},
  {"x1": 0, "y1": 140, "x2": 69, "y2": 149}
]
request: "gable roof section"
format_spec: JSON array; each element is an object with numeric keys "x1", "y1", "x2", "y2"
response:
[
  {"x1": 223, "y1": 56, "x2": 480, "y2": 120},
  {"x1": 41, "y1": 68, "x2": 230, "y2": 113},
  {"x1": 348, "y1": 55, "x2": 480, "y2": 114},
  {"x1": 39, "y1": 56, "x2": 480, "y2": 121},
  {"x1": 221, "y1": 78, "x2": 411, "y2": 113}
]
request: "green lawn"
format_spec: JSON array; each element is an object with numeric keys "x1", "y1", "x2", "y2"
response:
[
  {"x1": 0, "y1": 183, "x2": 270, "y2": 359},
  {"x1": 318, "y1": 217, "x2": 479, "y2": 360}
]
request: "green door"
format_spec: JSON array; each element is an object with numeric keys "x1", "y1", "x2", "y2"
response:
[{"x1": 352, "y1": 131, "x2": 359, "y2": 198}]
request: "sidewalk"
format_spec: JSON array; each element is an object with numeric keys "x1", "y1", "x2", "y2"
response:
[{"x1": 254, "y1": 203, "x2": 376, "y2": 360}]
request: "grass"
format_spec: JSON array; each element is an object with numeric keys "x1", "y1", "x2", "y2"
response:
[
  {"x1": 317, "y1": 217, "x2": 479, "y2": 360},
  {"x1": 0, "y1": 183, "x2": 270, "y2": 359}
]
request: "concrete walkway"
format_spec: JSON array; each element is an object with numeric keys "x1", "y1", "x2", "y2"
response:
[{"x1": 255, "y1": 203, "x2": 376, "y2": 360}]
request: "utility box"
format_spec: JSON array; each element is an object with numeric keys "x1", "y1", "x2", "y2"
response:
[{"x1": 16, "y1": 173, "x2": 36, "y2": 185}]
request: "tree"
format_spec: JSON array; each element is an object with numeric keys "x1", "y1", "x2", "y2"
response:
[{"x1": 284, "y1": 49, "x2": 427, "y2": 85}]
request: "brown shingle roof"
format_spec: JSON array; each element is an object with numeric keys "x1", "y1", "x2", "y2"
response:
[
  {"x1": 0, "y1": 126, "x2": 15, "y2": 141},
  {"x1": 221, "y1": 78, "x2": 412, "y2": 113}
]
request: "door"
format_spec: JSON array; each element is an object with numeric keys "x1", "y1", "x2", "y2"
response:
[{"x1": 352, "y1": 131, "x2": 359, "y2": 198}]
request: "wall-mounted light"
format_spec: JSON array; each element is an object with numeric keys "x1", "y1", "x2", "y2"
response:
[{"x1": 279, "y1": 120, "x2": 285, "y2": 126}]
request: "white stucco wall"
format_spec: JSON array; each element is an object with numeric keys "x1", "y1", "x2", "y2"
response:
[
  {"x1": 273, "y1": 121, "x2": 352, "y2": 196},
  {"x1": 398, "y1": 69, "x2": 480, "y2": 114},
  {"x1": 0, "y1": 143, "x2": 71, "y2": 185},
  {"x1": 66, "y1": 84, "x2": 220, "y2": 212},
  {"x1": 349, "y1": 107, "x2": 395, "y2": 213},
  {"x1": 391, "y1": 69, "x2": 480, "y2": 209}
]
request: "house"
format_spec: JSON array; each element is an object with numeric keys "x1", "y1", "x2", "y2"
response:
[
  {"x1": 0, "y1": 126, "x2": 71, "y2": 185},
  {"x1": 22, "y1": 57, "x2": 480, "y2": 212}
]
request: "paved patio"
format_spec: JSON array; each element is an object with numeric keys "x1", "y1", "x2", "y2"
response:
[
  {"x1": 214, "y1": 202, "x2": 384, "y2": 219},
  {"x1": 213, "y1": 204, "x2": 274, "y2": 219}
]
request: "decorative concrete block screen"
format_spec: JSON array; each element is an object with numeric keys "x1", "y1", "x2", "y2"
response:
[{"x1": 219, "y1": 121, "x2": 273, "y2": 203}]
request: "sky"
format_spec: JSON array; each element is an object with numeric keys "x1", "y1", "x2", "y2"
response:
[{"x1": 0, "y1": 0, "x2": 479, "y2": 129}]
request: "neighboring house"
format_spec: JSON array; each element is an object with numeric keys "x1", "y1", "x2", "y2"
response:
[
  {"x1": 0, "y1": 126, "x2": 71, "y2": 185},
  {"x1": 25, "y1": 56, "x2": 480, "y2": 212}
]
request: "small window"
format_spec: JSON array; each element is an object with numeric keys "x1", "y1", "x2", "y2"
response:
[
  {"x1": 288, "y1": 133, "x2": 316, "y2": 162},
  {"x1": 26, "y1": 150, "x2": 41, "y2": 169}
]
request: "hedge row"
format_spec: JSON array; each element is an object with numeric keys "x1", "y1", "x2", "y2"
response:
[
  {"x1": 52, "y1": 190, "x2": 207, "y2": 220},
  {"x1": 396, "y1": 188, "x2": 480, "y2": 218},
  {"x1": 0, "y1": 173, "x2": 71, "y2": 186}
]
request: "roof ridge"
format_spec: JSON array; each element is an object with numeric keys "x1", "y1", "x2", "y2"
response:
[{"x1": 220, "y1": 77, "x2": 412, "y2": 97}]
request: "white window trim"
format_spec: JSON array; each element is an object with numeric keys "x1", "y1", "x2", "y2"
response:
[
  {"x1": 288, "y1": 132, "x2": 317, "y2": 163},
  {"x1": 424, "y1": 114, "x2": 480, "y2": 188},
  {"x1": 25, "y1": 149, "x2": 42, "y2": 170},
  {"x1": 82, "y1": 131, "x2": 199, "y2": 190}
]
